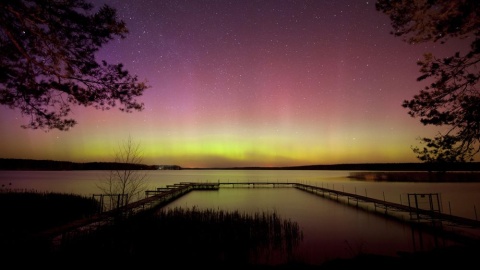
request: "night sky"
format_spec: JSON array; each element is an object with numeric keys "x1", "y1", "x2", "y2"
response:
[{"x1": 0, "y1": 0, "x2": 471, "y2": 168}]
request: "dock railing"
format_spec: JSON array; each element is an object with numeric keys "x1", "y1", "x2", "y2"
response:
[{"x1": 38, "y1": 181, "x2": 480, "y2": 248}]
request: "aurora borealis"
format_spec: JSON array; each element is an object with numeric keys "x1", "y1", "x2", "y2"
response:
[{"x1": 0, "y1": 0, "x2": 472, "y2": 168}]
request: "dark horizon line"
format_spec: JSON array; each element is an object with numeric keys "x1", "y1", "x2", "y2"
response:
[
  {"x1": 1, "y1": 158, "x2": 479, "y2": 171},
  {"x1": 185, "y1": 162, "x2": 480, "y2": 171}
]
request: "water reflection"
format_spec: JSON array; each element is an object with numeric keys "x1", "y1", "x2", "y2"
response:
[
  {"x1": 164, "y1": 187, "x2": 463, "y2": 265},
  {"x1": 1, "y1": 169, "x2": 479, "y2": 221}
]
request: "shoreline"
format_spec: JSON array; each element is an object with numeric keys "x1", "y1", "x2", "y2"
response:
[
  {"x1": 1, "y1": 158, "x2": 480, "y2": 172},
  {"x1": 347, "y1": 171, "x2": 480, "y2": 182}
]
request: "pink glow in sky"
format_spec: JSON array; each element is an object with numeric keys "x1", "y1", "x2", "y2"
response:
[{"x1": 0, "y1": 0, "x2": 472, "y2": 168}]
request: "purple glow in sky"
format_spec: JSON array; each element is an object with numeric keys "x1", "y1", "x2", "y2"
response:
[{"x1": 0, "y1": 0, "x2": 472, "y2": 167}]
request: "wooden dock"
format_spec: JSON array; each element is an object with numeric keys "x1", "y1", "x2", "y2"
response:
[
  {"x1": 292, "y1": 183, "x2": 480, "y2": 227},
  {"x1": 39, "y1": 181, "x2": 480, "y2": 246}
]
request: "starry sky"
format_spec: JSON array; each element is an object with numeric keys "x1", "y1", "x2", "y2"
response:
[{"x1": 0, "y1": 0, "x2": 472, "y2": 168}]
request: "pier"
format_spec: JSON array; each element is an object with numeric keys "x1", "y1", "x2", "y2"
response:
[{"x1": 40, "y1": 181, "x2": 480, "y2": 246}]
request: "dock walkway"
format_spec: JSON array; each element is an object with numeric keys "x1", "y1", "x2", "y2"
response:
[{"x1": 40, "y1": 181, "x2": 480, "y2": 246}]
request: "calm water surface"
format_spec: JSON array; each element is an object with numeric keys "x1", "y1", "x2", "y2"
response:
[
  {"x1": 1, "y1": 170, "x2": 479, "y2": 219},
  {"x1": 1, "y1": 170, "x2": 480, "y2": 265}
]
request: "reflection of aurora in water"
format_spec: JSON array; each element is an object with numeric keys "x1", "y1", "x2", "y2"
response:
[
  {"x1": 167, "y1": 188, "x2": 474, "y2": 265},
  {"x1": 51, "y1": 184, "x2": 479, "y2": 266}
]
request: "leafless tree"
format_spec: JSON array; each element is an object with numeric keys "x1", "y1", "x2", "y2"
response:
[{"x1": 96, "y1": 136, "x2": 149, "y2": 211}]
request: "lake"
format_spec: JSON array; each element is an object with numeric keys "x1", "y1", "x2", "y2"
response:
[{"x1": 1, "y1": 169, "x2": 480, "y2": 265}]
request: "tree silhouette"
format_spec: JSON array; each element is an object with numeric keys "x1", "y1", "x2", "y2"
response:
[
  {"x1": 96, "y1": 136, "x2": 149, "y2": 210},
  {"x1": 0, "y1": 0, "x2": 148, "y2": 131},
  {"x1": 376, "y1": 0, "x2": 479, "y2": 162}
]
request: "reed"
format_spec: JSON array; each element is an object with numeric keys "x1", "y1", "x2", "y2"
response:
[{"x1": 54, "y1": 206, "x2": 304, "y2": 267}]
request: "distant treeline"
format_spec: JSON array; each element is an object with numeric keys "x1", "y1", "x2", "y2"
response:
[
  {"x1": 0, "y1": 158, "x2": 182, "y2": 171},
  {"x1": 280, "y1": 162, "x2": 480, "y2": 171},
  {"x1": 1, "y1": 158, "x2": 479, "y2": 171},
  {"x1": 200, "y1": 162, "x2": 480, "y2": 171}
]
